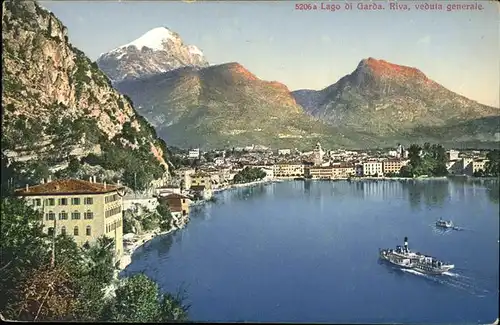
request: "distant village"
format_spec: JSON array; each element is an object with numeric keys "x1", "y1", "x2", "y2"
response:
[{"x1": 170, "y1": 142, "x2": 490, "y2": 197}]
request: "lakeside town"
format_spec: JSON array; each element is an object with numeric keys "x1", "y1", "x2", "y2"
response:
[
  {"x1": 172, "y1": 142, "x2": 493, "y2": 192},
  {"x1": 8, "y1": 142, "x2": 499, "y2": 272}
]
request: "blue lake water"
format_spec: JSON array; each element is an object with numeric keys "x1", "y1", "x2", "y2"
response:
[{"x1": 122, "y1": 179, "x2": 499, "y2": 323}]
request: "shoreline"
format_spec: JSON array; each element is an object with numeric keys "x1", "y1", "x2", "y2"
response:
[
  {"x1": 297, "y1": 176, "x2": 487, "y2": 181},
  {"x1": 351, "y1": 176, "x2": 448, "y2": 181},
  {"x1": 118, "y1": 180, "x2": 280, "y2": 270},
  {"x1": 214, "y1": 179, "x2": 281, "y2": 192},
  {"x1": 118, "y1": 225, "x2": 181, "y2": 271},
  {"x1": 226, "y1": 179, "x2": 280, "y2": 189},
  {"x1": 104, "y1": 227, "x2": 175, "y2": 299},
  {"x1": 114, "y1": 179, "x2": 280, "y2": 283}
]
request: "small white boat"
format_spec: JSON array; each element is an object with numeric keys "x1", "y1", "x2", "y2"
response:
[{"x1": 436, "y1": 218, "x2": 453, "y2": 229}]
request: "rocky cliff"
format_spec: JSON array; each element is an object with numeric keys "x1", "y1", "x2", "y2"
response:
[
  {"x1": 1, "y1": 1, "x2": 172, "y2": 189},
  {"x1": 97, "y1": 27, "x2": 209, "y2": 83}
]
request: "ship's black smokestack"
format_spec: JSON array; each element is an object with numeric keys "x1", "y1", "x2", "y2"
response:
[{"x1": 404, "y1": 237, "x2": 408, "y2": 252}]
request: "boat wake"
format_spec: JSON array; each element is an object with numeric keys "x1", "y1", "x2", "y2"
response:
[
  {"x1": 430, "y1": 223, "x2": 470, "y2": 235},
  {"x1": 400, "y1": 268, "x2": 491, "y2": 296},
  {"x1": 442, "y1": 271, "x2": 458, "y2": 277}
]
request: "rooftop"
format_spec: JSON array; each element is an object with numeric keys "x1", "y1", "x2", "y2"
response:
[{"x1": 14, "y1": 179, "x2": 124, "y2": 196}]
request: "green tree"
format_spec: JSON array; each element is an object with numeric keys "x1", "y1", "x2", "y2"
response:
[
  {"x1": 203, "y1": 152, "x2": 215, "y2": 162},
  {"x1": 83, "y1": 236, "x2": 115, "y2": 285},
  {"x1": 73, "y1": 236, "x2": 115, "y2": 321},
  {"x1": 189, "y1": 159, "x2": 201, "y2": 169},
  {"x1": 407, "y1": 143, "x2": 448, "y2": 177},
  {"x1": 104, "y1": 274, "x2": 161, "y2": 322},
  {"x1": 158, "y1": 292, "x2": 190, "y2": 321},
  {"x1": 484, "y1": 150, "x2": 500, "y2": 177},
  {"x1": 156, "y1": 204, "x2": 173, "y2": 231},
  {"x1": 13, "y1": 263, "x2": 78, "y2": 321},
  {"x1": 67, "y1": 157, "x2": 81, "y2": 175},
  {"x1": 473, "y1": 170, "x2": 484, "y2": 177},
  {"x1": 407, "y1": 144, "x2": 422, "y2": 175},
  {"x1": 233, "y1": 167, "x2": 267, "y2": 184},
  {"x1": 32, "y1": 161, "x2": 51, "y2": 183},
  {"x1": 0, "y1": 198, "x2": 48, "y2": 314},
  {"x1": 103, "y1": 273, "x2": 189, "y2": 322},
  {"x1": 430, "y1": 144, "x2": 448, "y2": 176}
]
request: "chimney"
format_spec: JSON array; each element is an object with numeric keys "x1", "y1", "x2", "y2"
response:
[
  {"x1": 104, "y1": 181, "x2": 107, "y2": 189},
  {"x1": 93, "y1": 176, "x2": 97, "y2": 183},
  {"x1": 89, "y1": 176, "x2": 92, "y2": 183},
  {"x1": 41, "y1": 178, "x2": 45, "y2": 184},
  {"x1": 48, "y1": 175, "x2": 52, "y2": 182},
  {"x1": 117, "y1": 180, "x2": 121, "y2": 185},
  {"x1": 25, "y1": 184, "x2": 29, "y2": 191}
]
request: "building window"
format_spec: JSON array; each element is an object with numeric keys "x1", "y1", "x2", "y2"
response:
[
  {"x1": 46, "y1": 198, "x2": 55, "y2": 206},
  {"x1": 84, "y1": 211, "x2": 93, "y2": 220},
  {"x1": 46, "y1": 211, "x2": 55, "y2": 221},
  {"x1": 182, "y1": 199, "x2": 186, "y2": 203},
  {"x1": 71, "y1": 198, "x2": 81, "y2": 205},
  {"x1": 105, "y1": 206, "x2": 122, "y2": 218},
  {"x1": 84, "y1": 197, "x2": 93, "y2": 205},
  {"x1": 58, "y1": 211, "x2": 68, "y2": 220},
  {"x1": 48, "y1": 227, "x2": 54, "y2": 236},
  {"x1": 74, "y1": 226, "x2": 79, "y2": 236},
  {"x1": 105, "y1": 194, "x2": 118, "y2": 204},
  {"x1": 86, "y1": 226, "x2": 91, "y2": 236},
  {"x1": 58, "y1": 198, "x2": 68, "y2": 206},
  {"x1": 71, "y1": 211, "x2": 81, "y2": 220},
  {"x1": 61, "y1": 226, "x2": 66, "y2": 236},
  {"x1": 35, "y1": 198, "x2": 41, "y2": 206}
]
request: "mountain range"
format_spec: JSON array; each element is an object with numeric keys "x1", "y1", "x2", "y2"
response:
[{"x1": 95, "y1": 27, "x2": 499, "y2": 150}]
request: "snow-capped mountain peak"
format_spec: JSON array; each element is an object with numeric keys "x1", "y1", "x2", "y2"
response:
[
  {"x1": 117, "y1": 27, "x2": 175, "y2": 52},
  {"x1": 97, "y1": 27, "x2": 209, "y2": 82}
]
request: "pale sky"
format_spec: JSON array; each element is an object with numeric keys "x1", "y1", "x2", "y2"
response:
[{"x1": 41, "y1": 1, "x2": 500, "y2": 108}]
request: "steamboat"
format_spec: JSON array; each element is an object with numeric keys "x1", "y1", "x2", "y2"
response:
[{"x1": 379, "y1": 237, "x2": 455, "y2": 275}]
